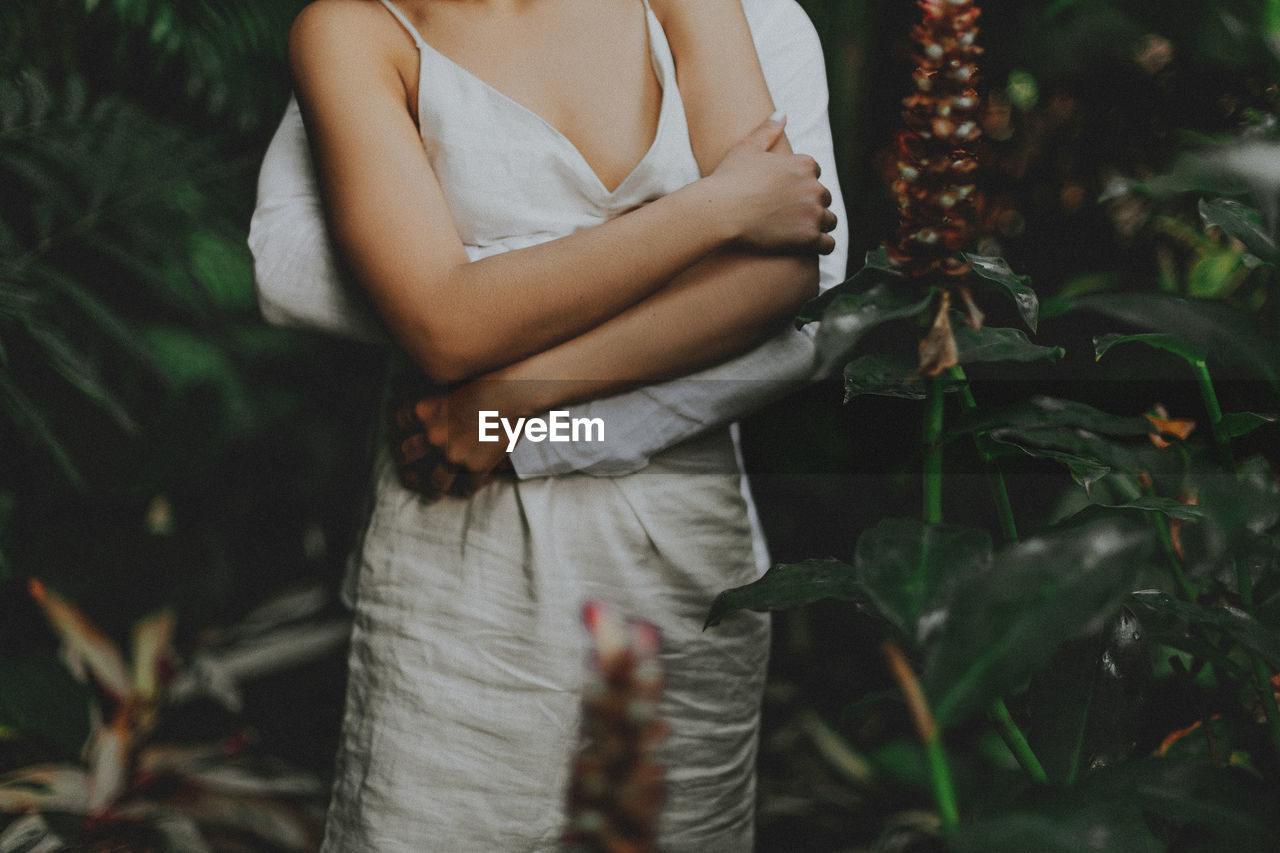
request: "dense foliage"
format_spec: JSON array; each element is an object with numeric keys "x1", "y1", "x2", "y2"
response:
[{"x1": 2, "y1": 0, "x2": 1279, "y2": 850}]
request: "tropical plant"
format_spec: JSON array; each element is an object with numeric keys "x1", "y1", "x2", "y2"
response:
[{"x1": 711, "y1": 1, "x2": 1280, "y2": 849}]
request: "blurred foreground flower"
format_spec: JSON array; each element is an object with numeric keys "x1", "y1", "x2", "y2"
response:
[
  {"x1": 0, "y1": 581, "x2": 342, "y2": 851},
  {"x1": 565, "y1": 601, "x2": 667, "y2": 853}
]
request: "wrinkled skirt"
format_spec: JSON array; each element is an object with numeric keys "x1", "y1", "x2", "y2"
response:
[{"x1": 321, "y1": 426, "x2": 770, "y2": 852}]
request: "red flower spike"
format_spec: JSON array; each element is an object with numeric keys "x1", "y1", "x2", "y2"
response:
[
  {"x1": 887, "y1": 0, "x2": 985, "y2": 285},
  {"x1": 566, "y1": 602, "x2": 666, "y2": 852}
]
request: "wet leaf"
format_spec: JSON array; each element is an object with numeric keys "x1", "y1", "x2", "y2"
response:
[
  {"x1": 1219, "y1": 411, "x2": 1278, "y2": 438},
  {"x1": 1199, "y1": 197, "x2": 1278, "y2": 263},
  {"x1": 704, "y1": 558, "x2": 863, "y2": 628},
  {"x1": 842, "y1": 354, "x2": 964, "y2": 401},
  {"x1": 963, "y1": 253, "x2": 1040, "y2": 332},
  {"x1": 853, "y1": 518, "x2": 993, "y2": 648},
  {"x1": 1128, "y1": 591, "x2": 1280, "y2": 670},
  {"x1": 923, "y1": 520, "x2": 1150, "y2": 726},
  {"x1": 1027, "y1": 610, "x2": 1150, "y2": 785},
  {"x1": 1094, "y1": 331, "x2": 1208, "y2": 365},
  {"x1": 796, "y1": 248, "x2": 903, "y2": 326},
  {"x1": 954, "y1": 325, "x2": 1064, "y2": 364},
  {"x1": 810, "y1": 285, "x2": 936, "y2": 377}
]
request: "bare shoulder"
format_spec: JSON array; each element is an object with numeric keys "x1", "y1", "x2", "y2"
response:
[{"x1": 289, "y1": 0, "x2": 406, "y2": 77}]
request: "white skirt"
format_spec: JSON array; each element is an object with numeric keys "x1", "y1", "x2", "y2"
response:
[{"x1": 321, "y1": 426, "x2": 771, "y2": 852}]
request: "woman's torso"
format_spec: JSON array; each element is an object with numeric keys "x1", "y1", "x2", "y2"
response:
[{"x1": 376, "y1": 0, "x2": 703, "y2": 259}]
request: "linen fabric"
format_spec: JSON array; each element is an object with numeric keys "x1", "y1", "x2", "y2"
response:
[{"x1": 247, "y1": 0, "x2": 849, "y2": 482}]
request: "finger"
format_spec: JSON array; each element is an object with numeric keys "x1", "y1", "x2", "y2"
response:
[
  {"x1": 816, "y1": 233, "x2": 837, "y2": 256},
  {"x1": 396, "y1": 432, "x2": 433, "y2": 466},
  {"x1": 820, "y1": 183, "x2": 833, "y2": 209},
  {"x1": 427, "y1": 461, "x2": 458, "y2": 497},
  {"x1": 821, "y1": 208, "x2": 839, "y2": 234},
  {"x1": 388, "y1": 401, "x2": 420, "y2": 440},
  {"x1": 746, "y1": 110, "x2": 787, "y2": 151}
]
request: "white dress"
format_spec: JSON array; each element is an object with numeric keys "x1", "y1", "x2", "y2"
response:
[{"x1": 320, "y1": 2, "x2": 771, "y2": 850}]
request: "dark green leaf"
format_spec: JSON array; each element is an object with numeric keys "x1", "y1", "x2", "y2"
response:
[
  {"x1": 795, "y1": 247, "x2": 903, "y2": 326},
  {"x1": 955, "y1": 325, "x2": 1064, "y2": 365},
  {"x1": 987, "y1": 426, "x2": 1145, "y2": 480},
  {"x1": 1065, "y1": 497, "x2": 1208, "y2": 523},
  {"x1": 0, "y1": 370, "x2": 83, "y2": 488},
  {"x1": 1219, "y1": 411, "x2": 1278, "y2": 438},
  {"x1": 923, "y1": 519, "x2": 1150, "y2": 726},
  {"x1": 953, "y1": 758, "x2": 1277, "y2": 853},
  {"x1": 1128, "y1": 590, "x2": 1280, "y2": 670},
  {"x1": 705, "y1": 558, "x2": 862, "y2": 628},
  {"x1": 841, "y1": 354, "x2": 965, "y2": 401},
  {"x1": 948, "y1": 396, "x2": 1154, "y2": 439},
  {"x1": 1073, "y1": 294, "x2": 1280, "y2": 387},
  {"x1": 963, "y1": 254, "x2": 1040, "y2": 332},
  {"x1": 1199, "y1": 198, "x2": 1278, "y2": 263},
  {"x1": 811, "y1": 285, "x2": 935, "y2": 376},
  {"x1": 0, "y1": 653, "x2": 93, "y2": 758},
  {"x1": 23, "y1": 324, "x2": 136, "y2": 432},
  {"x1": 853, "y1": 518, "x2": 993, "y2": 647},
  {"x1": 1027, "y1": 610, "x2": 1150, "y2": 785},
  {"x1": 1094, "y1": 331, "x2": 1208, "y2": 365}
]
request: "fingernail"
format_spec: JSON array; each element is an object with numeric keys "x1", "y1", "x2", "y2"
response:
[{"x1": 768, "y1": 110, "x2": 786, "y2": 124}]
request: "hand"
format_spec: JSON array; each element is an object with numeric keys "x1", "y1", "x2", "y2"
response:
[
  {"x1": 387, "y1": 381, "x2": 513, "y2": 501},
  {"x1": 707, "y1": 114, "x2": 838, "y2": 256}
]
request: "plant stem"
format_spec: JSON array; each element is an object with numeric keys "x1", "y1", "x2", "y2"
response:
[
  {"x1": 951, "y1": 367, "x2": 1018, "y2": 543},
  {"x1": 949, "y1": 367, "x2": 1050, "y2": 784},
  {"x1": 1191, "y1": 358, "x2": 1232, "y2": 468},
  {"x1": 989, "y1": 697, "x2": 1049, "y2": 784},
  {"x1": 924, "y1": 377, "x2": 945, "y2": 525},
  {"x1": 882, "y1": 640, "x2": 959, "y2": 830}
]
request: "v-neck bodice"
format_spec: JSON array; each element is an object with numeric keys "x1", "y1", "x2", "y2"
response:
[{"x1": 377, "y1": 0, "x2": 701, "y2": 262}]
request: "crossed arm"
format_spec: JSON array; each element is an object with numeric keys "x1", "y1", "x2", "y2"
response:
[{"x1": 259, "y1": 0, "x2": 848, "y2": 490}]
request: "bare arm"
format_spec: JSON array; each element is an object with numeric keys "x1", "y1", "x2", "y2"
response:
[{"x1": 288, "y1": 1, "x2": 831, "y2": 384}]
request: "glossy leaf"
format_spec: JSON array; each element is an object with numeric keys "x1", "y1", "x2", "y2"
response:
[
  {"x1": 923, "y1": 520, "x2": 1150, "y2": 726},
  {"x1": 795, "y1": 247, "x2": 903, "y2": 326},
  {"x1": 852, "y1": 518, "x2": 993, "y2": 647},
  {"x1": 1128, "y1": 591, "x2": 1280, "y2": 670},
  {"x1": 704, "y1": 558, "x2": 863, "y2": 628},
  {"x1": 1064, "y1": 497, "x2": 1209, "y2": 523},
  {"x1": 1199, "y1": 197, "x2": 1278, "y2": 263},
  {"x1": 1094, "y1": 331, "x2": 1208, "y2": 365},
  {"x1": 963, "y1": 253, "x2": 1040, "y2": 332},
  {"x1": 1027, "y1": 610, "x2": 1150, "y2": 785},
  {"x1": 1073, "y1": 294, "x2": 1280, "y2": 387},
  {"x1": 810, "y1": 285, "x2": 936, "y2": 377},
  {"x1": 986, "y1": 426, "x2": 1145, "y2": 479},
  {"x1": 841, "y1": 354, "x2": 964, "y2": 401},
  {"x1": 1219, "y1": 410, "x2": 1279, "y2": 438},
  {"x1": 954, "y1": 325, "x2": 1064, "y2": 365},
  {"x1": 948, "y1": 396, "x2": 1154, "y2": 438}
]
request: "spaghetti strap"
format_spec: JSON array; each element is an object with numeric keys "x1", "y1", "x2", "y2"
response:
[{"x1": 377, "y1": 0, "x2": 427, "y2": 49}]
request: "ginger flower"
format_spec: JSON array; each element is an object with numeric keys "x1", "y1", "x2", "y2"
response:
[{"x1": 887, "y1": 0, "x2": 986, "y2": 373}]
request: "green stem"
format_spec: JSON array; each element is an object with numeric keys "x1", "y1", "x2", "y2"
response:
[
  {"x1": 923, "y1": 377, "x2": 945, "y2": 525},
  {"x1": 883, "y1": 641, "x2": 960, "y2": 829},
  {"x1": 1191, "y1": 359, "x2": 1232, "y2": 468},
  {"x1": 990, "y1": 697, "x2": 1049, "y2": 784},
  {"x1": 951, "y1": 367, "x2": 1018, "y2": 543}
]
